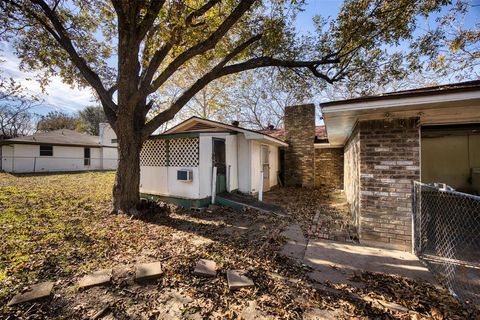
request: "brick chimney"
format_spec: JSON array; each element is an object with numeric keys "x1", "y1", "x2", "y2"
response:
[{"x1": 284, "y1": 104, "x2": 315, "y2": 187}]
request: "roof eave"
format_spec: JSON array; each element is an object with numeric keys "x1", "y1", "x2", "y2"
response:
[{"x1": 321, "y1": 90, "x2": 480, "y2": 115}]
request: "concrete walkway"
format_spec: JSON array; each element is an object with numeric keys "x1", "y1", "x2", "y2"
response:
[{"x1": 282, "y1": 224, "x2": 435, "y2": 286}]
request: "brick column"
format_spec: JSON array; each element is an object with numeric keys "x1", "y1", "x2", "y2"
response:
[
  {"x1": 284, "y1": 104, "x2": 315, "y2": 187},
  {"x1": 359, "y1": 118, "x2": 420, "y2": 250}
]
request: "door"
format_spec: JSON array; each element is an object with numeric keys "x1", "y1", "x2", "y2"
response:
[
  {"x1": 261, "y1": 145, "x2": 270, "y2": 192},
  {"x1": 84, "y1": 148, "x2": 91, "y2": 166},
  {"x1": 213, "y1": 138, "x2": 226, "y2": 194}
]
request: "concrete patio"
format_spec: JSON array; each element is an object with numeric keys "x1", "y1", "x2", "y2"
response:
[{"x1": 281, "y1": 224, "x2": 436, "y2": 286}]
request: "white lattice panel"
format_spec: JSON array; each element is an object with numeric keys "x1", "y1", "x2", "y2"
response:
[
  {"x1": 140, "y1": 139, "x2": 167, "y2": 166},
  {"x1": 169, "y1": 138, "x2": 199, "y2": 167}
]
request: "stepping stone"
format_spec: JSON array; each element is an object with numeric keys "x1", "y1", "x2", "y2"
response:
[
  {"x1": 7, "y1": 282, "x2": 54, "y2": 306},
  {"x1": 226, "y1": 270, "x2": 254, "y2": 290},
  {"x1": 135, "y1": 261, "x2": 162, "y2": 281},
  {"x1": 78, "y1": 269, "x2": 112, "y2": 289},
  {"x1": 193, "y1": 259, "x2": 217, "y2": 277}
]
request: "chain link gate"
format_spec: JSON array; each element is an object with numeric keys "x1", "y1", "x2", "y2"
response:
[{"x1": 412, "y1": 181, "x2": 480, "y2": 305}]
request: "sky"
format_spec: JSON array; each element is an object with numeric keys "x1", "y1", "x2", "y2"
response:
[{"x1": 1, "y1": 0, "x2": 479, "y2": 116}]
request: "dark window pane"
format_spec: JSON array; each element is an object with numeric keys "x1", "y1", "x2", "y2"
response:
[
  {"x1": 84, "y1": 148, "x2": 90, "y2": 166},
  {"x1": 39, "y1": 145, "x2": 53, "y2": 156}
]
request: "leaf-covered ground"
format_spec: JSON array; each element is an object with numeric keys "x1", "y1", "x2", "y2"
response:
[{"x1": 0, "y1": 172, "x2": 478, "y2": 319}]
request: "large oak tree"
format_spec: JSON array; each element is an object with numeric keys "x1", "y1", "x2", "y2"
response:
[{"x1": 0, "y1": 0, "x2": 450, "y2": 215}]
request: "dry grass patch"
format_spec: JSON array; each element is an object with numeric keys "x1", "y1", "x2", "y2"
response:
[{"x1": 0, "y1": 172, "x2": 477, "y2": 319}]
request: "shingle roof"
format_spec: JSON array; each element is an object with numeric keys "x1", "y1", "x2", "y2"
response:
[
  {"x1": 1, "y1": 129, "x2": 103, "y2": 147},
  {"x1": 258, "y1": 125, "x2": 327, "y2": 142}
]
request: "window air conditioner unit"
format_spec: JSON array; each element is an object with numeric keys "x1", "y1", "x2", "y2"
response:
[{"x1": 177, "y1": 169, "x2": 193, "y2": 181}]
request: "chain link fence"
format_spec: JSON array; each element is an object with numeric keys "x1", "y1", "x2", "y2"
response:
[{"x1": 413, "y1": 181, "x2": 480, "y2": 305}]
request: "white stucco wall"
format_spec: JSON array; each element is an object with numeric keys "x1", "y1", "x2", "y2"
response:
[
  {"x1": 99, "y1": 123, "x2": 118, "y2": 146},
  {"x1": 237, "y1": 134, "x2": 251, "y2": 193},
  {"x1": 1, "y1": 144, "x2": 105, "y2": 173},
  {"x1": 101, "y1": 147, "x2": 118, "y2": 170},
  {"x1": 140, "y1": 135, "x2": 210, "y2": 200},
  {"x1": 139, "y1": 132, "x2": 280, "y2": 199},
  {"x1": 225, "y1": 134, "x2": 238, "y2": 192},
  {"x1": 250, "y1": 141, "x2": 280, "y2": 194},
  {"x1": 140, "y1": 133, "x2": 239, "y2": 200},
  {"x1": 198, "y1": 135, "x2": 213, "y2": 199},
  {"x1": 140, "y1": 166, "x2": 200, "y2": 198},
  {"x1": 250, "y1": 140, "x2": 262, "y2": 194}
]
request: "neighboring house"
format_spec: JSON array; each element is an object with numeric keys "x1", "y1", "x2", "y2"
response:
[
  {"x1": 0, "y1": 123, "x2": 118, "y2": 173},
  {"x1": 139, "y1": 117, "x2": 287, "y2": 207},
  {"x1": 284, "y1": 80, "x2": 480, "y2": 251}
]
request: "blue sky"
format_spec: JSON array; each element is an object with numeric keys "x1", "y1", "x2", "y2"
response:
[{"x1": 1, "y1": 0, "x2": 479, "y2": 115}]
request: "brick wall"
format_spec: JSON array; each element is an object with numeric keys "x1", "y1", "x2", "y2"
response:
[
  {"x1": 284, "y1": 104, "x2": 315, "y2": 187},
  {"x1": 344, "y1": 125, "x2": 361, "y2": 228},
  {"x1": 314, "y1": 147, "x2": 344, "y2": 189},
  {"x1": 358, "y1": 118, "x2": 420, "y2": 250}
]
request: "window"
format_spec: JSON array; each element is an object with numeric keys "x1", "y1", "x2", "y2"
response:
[
  {"x1": 84, "y1": 148, "x2": 91, "y2": 166},
  {"x1": 39, "y1": 145, "x2": 53, "y2": 156},
  {"x1": 111, "y1": 139, "x2": 118, "y2": 144}
]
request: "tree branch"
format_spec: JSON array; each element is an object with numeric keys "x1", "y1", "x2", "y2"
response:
[
  {"x1": 147, "y1": 0, "x2": 256, "y2": 94},
  {"x1": 27, "y1": 0, "x2": 117, "y2": 116},
  {"x1": 143, "y1": 53, "x2": 339, "y2": 135},
  {"x1": 185, "y1": 0, "x2": 221, "y2": 26},
  {"x1": 140, "y1": 42, "x2": 173, "y2": 91},
  {"x1": 137, "y1": 0, "x2": 166, "y2": 40},
  {"x1": 143, "y1": 33, "x2": 262, "y2": 135}
]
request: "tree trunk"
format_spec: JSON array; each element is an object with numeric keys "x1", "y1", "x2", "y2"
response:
[{"x1": 111, "y1": 121, "x2": 143, "y2": 216}]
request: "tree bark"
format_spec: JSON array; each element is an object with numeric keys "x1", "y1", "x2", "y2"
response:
[{"x1": 112, "y1": 122, "x2": 143, "y2": 215}]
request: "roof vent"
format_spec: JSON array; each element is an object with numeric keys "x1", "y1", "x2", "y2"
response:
[{"x1": 231, "y1": 120, "x2": 239, "y2": 127}]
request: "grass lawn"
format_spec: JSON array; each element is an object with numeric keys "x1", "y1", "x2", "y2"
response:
[{"x1": 0, "y1": 171, "x2": 478, "y2": 319}]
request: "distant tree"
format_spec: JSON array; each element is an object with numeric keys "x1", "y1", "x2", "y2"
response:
[
  {"x1": 36, "y1": 110, "x2": 78, "y2": 132},
  {"x1": 410, "y1": 0, "x2": 480, "y2": 80},
  {"x1": 78, "y1": 105, "x2": 107, "y2": 135},
  {"x1": 0, "y1": 77, "x2": 38, "y2": 139},
  {"x1": 226, "y1": 68, "x2": 317, "y2": 129}
]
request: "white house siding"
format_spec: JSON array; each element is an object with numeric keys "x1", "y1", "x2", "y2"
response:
[
  {"x1": 249, "y1": 141, "x2": 280, "y2": 194},
  {"x1": 225, "y1": 134, "x2": 238, "y2": 192},
  {"x1": 140, "y1": 136, "x2": 206, "y2": 200},
  {"x1": 140, "y1": 166, "x2": 201, "y2": 199},
  {"x1": 101, "y1": 147, "x2": 118, "y2": 170},
  {"x1": 2, "y1": 144, "x2": 105, "y2": 173},
  {"x1": 237, "y1": 134, "x2": 251, "y2": 193},
  {"x1": 140, "y1": 133, "x2": 239, "y2": 200},
  {"x1": 99, "y1": 123, "x2": 118, "y2": 146},
  {"x1": 198, "y1": 135, "x2": 213, "y2": 199},
  {"x1": 139, "y1": 132, "x2": 282, "y2": 200},
  {"x1": 250, "y1": 140, "x2": 262, "y2": 193}
]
